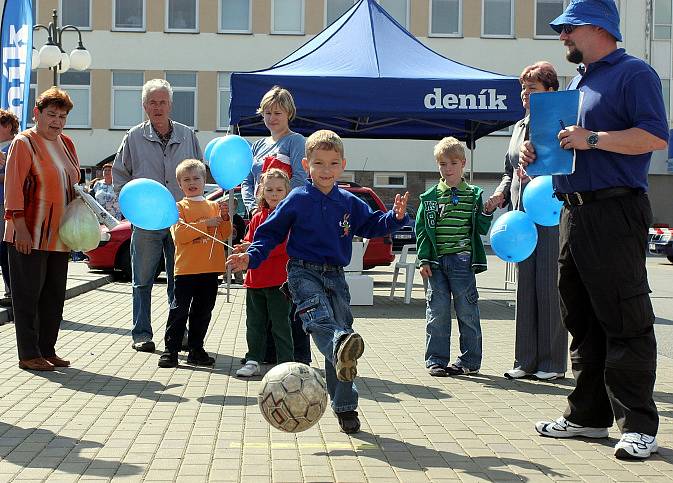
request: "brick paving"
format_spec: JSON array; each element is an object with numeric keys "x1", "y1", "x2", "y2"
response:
[{"x1": 0, "y1": 256, "x2": 671, "y2": 482}]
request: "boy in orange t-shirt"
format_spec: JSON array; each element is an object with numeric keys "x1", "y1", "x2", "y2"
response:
[{"x1": 158, "y1": 159, "x2": 232, "y2": 368}]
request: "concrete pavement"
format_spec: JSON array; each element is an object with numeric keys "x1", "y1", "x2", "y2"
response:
[{"x1": 0, "y1": 256, "x2": 672, "y2": 482}]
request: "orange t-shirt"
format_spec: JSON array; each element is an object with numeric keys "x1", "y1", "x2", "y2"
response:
[
  {"x1": 4, "y1": 129, "x2": 80, "y2": 252},
  {"x1": 171, "y1": 198, "x2": 232, "y2": 276}
]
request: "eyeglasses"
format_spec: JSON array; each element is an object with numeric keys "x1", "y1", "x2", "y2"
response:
[
  {"x1": 561, "y1": 24, "x2": 578, "y2": 34},
  {"x1": 450, "y1": 187, "x2": 460, "y2": 206}
]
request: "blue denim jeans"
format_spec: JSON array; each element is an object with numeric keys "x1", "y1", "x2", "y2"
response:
[
  {"x1": 425, "y1": 253, "x2": 482, "y2": 370},
  {"x1": 287, "y1": 259, "x2": 358, "y2": 413},
  {"x1": 131, "y1": 227, "x2": 175, "y2": 343}
]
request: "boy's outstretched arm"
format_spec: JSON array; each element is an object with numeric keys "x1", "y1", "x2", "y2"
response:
[
  {"x1": 393, "y1": 192, "x2": 410, "y2": 220},
  {"x1": 226, "y1": 253, "x2": 249, "y2": 272}
]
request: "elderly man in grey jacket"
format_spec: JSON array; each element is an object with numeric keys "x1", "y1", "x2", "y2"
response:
[{"x1": 113, "y1": 79, "x2": 202, "y2": 352}]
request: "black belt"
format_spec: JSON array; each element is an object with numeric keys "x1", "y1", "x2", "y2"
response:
[
  {"x1": 290, "y1": 259, "x2": 343, "y2": 272},
  {"x1": 554, "y1": 187, "x2": 641, "y2": 206}
]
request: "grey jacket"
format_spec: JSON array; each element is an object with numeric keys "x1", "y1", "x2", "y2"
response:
[
  {"x1": 112, "y1": 120, "x2": 202, "y2": 201},
  {"x1": 494, "y1": 117, "x2": 527, "y2": 210}
]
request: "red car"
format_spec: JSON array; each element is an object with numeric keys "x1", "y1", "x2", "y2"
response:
[{"x1": 86, "y1": 182, "x2": 394, "y2": 278}]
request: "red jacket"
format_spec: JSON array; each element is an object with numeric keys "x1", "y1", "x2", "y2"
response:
[{"x1": 244, "y1": 207, "x2": 288, "y2": 288}]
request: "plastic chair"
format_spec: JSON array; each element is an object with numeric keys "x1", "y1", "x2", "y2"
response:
[{"x1": 389, "y1": 244, "x2": 416, "y2": 304}]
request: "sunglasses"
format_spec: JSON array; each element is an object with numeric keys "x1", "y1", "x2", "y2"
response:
[{"x1": 561, "y1": 24, "x2": 578, "y2": 34}]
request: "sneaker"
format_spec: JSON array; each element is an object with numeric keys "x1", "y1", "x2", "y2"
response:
[
  {"x1": 132, "y1": 340, "x2": 155, "y2": 353},
  {"x1": 158, "y1": 351, "x2": 178, "y2": 368},
  {"x1": 446, "y1": 364, "x2": 479, "y2": 376},
  {"x1": 533, "y1": 370, "x2": 565, "y2": 381},
  {"x1": 335, "y1": 333, "x2": 365, "y2": 382},
  {"x1": 236, "y1": 361, "x2": 260, "y2": 377},
  {"x1": 336, "y1": 410, "x2": 361, "y2": 434},
  {"x1": 614, "y1": 432, "x2": 658, "y2": 459},
  {"x1": 504, "y1": 368, "x2": 531, "y2": 379},
  {"x1": 187, "y1": 348, "x2": 215, "y2": 366},
  {"x1": 428, "y1": 364, "x2": 448, "y2": 377},
  {"x1": 535, "y1": 416, "x2": 609, "y2": 439}
]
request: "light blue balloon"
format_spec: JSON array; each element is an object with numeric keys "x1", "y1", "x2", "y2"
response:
[
  {"x1": 119, "y1": 178, "x2": 178, "y2": 230},
  {"x1": 203, "y1": 137, "x2": 222, "y2": 163},
  {"x1": 522, "y1": 175, "x2": 564, "y2": 226},
  {"x1": 210, "y1": 135, "x2": 253, "y2": 190},
  {"x1": 490, "y1": 210, "x2": 538, "y2": 263}
]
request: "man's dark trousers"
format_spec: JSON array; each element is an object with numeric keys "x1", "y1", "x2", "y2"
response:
[
  {"x1": 165, "y1": 273, "x2": 218, "y2": 352},
  {"x1": 558, "y1": 192, "x2": 658, "y2": 435}
]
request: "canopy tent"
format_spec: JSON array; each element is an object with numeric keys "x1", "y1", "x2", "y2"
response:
[{"x1": 229, "y1": 0, "x2": 525, "y2": 146}]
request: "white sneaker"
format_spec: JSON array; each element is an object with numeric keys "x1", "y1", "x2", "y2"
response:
[
  {"x1": 236, "y1": 361, "x2": 259, "y2": 377},
  {"x1": 533, "y1": 370, "x2": 565, "y2": 381},
  {"x1": 504, "y1": 368, "x2": 531, "y2": 379},
  {"x1": 614, "y1": 432, "x2": 658, "y2": 459},
  {"x1": 535, "y1": 417, "x2": 609, "y2": 439}
]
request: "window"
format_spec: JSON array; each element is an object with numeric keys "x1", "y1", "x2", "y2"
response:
[
  {"x1": 60, "y1": 0, "x2": 91, "y2": 29},
  {"x1": 325, "y1": 0, "x2": 355, "y2": 25},
  {"x1": 339, "y1": 172, "x2": 355, "y2": 183},
  {"x1": 60, "y1": 72, "x2": 91, "y2": 128},
  {"x1": 535, "y1": 0, "x2": 565, "y2": 37},
  {"x1": 113, "y1": 0, "x2": 145, "y2": 31},
  {"x1": 379, "y1": 0, "x2": 408, "y2": 28},
  {"x1": 166, "y1": 72, "x2": 197, "y2": 128},
  {"x1": 112, "y1": 71, "x2": 144, "y2": 128},
  {"x1": 374, "y1": 172, "x2": 407, "y2": 188},
  {"x1": 220, "y1": 0, "x2": 251, "y2": 32},
  {"x1": 218, "y1": 72, "x2": 232, "y2": 129},
  {"x1": 429, "y1": 0, "x2": 461, "y2": 37},
  {"x1": 654, "y1": 0, "x2": 672, "y2": 39},
  {"x1": 482, "y1": 0, "x2": 513, "y2": 37},
  {"x1": 27, "y1": 71, "x2": 37, "y2": 127},
  {"x1": 272, "y1": 0, "x2": 304, "y2": 34},
  {"x1": 166, "y1": 0, "x2": 199, "y2": 32},
  {"x1": 662, "y1": 79, "x2": 671, "y2": 119}
]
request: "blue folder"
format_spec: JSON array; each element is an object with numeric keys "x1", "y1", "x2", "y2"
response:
[{"x1": 528, "y1": 90, "x2": 583, "y2": 175}]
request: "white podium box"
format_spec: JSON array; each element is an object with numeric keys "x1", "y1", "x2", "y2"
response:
[
  {"x1": 345, "y1": 274, "x2": 374, "y2": 305},
  {"x1": 344, "y1": 241, "x2": 365, "y2": 272}
]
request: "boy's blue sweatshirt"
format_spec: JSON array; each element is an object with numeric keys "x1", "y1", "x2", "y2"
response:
[{"x1": 247, "y1": 181, "x2": 408, "y2": 269}]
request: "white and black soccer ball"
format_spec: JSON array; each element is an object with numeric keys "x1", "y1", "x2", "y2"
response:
[{"x1": 258, "y1": 362, "x2": 328, "y2": 433}]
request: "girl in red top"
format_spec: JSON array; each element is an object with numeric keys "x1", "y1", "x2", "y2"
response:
[{"x1": 236, "y1": 169, "x2": 293, "y2": 377}]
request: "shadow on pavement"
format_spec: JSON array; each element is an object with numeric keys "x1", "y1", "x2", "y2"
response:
[
  {"x1": 35, "y1": 368, "x2": 188, "y2": 403},
  {"x1": 0, "y1": 421, "x2": 142, "y2": 477},
  {"x1": 197, "y1": 395, "x2": 257, "y2": 406},
  {"x1": 358, "y1": 375, "x2": 451, "y2": 403},
  {"x1": 61, "y1": 320, "x2": 128, "y2": 335},
  {"x1": 319, "y1": 432, "x2": 564, "y2": 480}
]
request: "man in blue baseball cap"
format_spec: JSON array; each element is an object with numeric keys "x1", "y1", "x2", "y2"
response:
[{"x1": 520, "y1": 0, "x2": 668, "y2": 460}]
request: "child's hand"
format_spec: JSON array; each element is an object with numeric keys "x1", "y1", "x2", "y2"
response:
[
  {"x1": 218, "y1": 200, "x2": 230, "y2": 220},
  {"x1": 484, "y1": 195, "x2": 501, "y2": 214},
  {"x1": 226, "y1": 253, "x2": 249, "y2": 272},
  {"x1": 393, "y1": 192, "x2": 410, "y2": 220},
  {"x1": 419, "y1": 264, "x2": 432, "y2": 278},
  {"x1": 232, "y1": 242, "x2": 251, "y2": 254},
  {"x1": 204, "y1": 217, "x2": 222, "y2": 227}
]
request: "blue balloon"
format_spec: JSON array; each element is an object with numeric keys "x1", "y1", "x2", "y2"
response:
[
  {"x1": 522, "y1": 175, "x2": 564, "y2": 226},
  {"x1": 210, "y1": 135, "x2": 253, "y2": 190},
  {"x1": 490, "y1": 211, "x2": 538, "y2": 263},
  {"x1": 203, "y1": 137, "x2": 222, "y2": 163},
  {"x1": 119, "y1": 178, "x2": 178, "y2": 230}
]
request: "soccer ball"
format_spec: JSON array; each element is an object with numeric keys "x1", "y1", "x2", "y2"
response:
[{"x1": 258, "y1": 362, "x2": 328, "y2": 433}]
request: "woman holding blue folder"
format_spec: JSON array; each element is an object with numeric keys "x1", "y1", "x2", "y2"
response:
[{"x1": 487, "y1": 61, "x2": 568, "y2": 381}]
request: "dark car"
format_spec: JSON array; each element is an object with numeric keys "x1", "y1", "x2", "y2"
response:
[
  {"x1": 86, "y1": 182, "x2": 395, "y2": 277},
  {"x1": 648, "y1": 226, "x2": 673, "y2": 263}
]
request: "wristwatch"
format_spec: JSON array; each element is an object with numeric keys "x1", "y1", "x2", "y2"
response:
[{"x1": 586, "y1": 132, "x2": 599, "y2": 149}]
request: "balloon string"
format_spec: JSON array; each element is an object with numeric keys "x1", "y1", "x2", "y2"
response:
[{"x1": 179, "y1": 220, "x2": 235, "y2": 250}]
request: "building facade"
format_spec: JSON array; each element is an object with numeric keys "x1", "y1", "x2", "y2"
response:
[{"x1": 12, "y1": 0, "x2": 673, "y2": 221}]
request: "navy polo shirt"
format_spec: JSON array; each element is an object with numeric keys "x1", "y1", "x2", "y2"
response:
[
  {"x1": 247, "y1": 181, "x2": 408, "y2": 268},
  {"x1": 553, "y1": 49, "x2": 669, "y2": 194}
]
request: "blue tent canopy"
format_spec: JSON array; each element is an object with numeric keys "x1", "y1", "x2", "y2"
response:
[{"x1": 230, "y1": 0, "x2": 525, "y2": 145}]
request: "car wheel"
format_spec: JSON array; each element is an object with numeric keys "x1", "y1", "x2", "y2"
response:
[
  {"x1": 115, "y1": 243, "x2": 132, "y2": 281},
  {"x1": 668, "y1": 255, "x2": 673, "y2": 264}
]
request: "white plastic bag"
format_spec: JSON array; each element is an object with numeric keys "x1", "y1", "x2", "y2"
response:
[{"x1": 59, "y1": 198, "x2": 101, "y2": 252}]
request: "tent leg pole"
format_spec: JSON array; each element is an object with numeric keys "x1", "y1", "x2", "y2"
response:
[{"x1": 470, "y1": 146, "x2": 474, "y2": 183}]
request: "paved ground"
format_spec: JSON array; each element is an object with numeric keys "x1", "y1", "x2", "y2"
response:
[{"x1": 0, "y1": 255, "x2": 672, "y2": 482}]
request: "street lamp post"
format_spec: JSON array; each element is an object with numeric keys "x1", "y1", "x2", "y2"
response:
[{"x1": 32, "y1": 9, "x2": 92, "y2": 86}]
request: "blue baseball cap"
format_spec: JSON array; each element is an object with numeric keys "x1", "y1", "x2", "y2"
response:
[{"x1": 549, "y1": 0, "x2": 622, "y2": 42}]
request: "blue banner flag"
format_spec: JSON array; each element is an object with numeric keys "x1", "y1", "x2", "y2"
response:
[{"x1": 1, "y1": 0, "x2": 33, "y2": 130}]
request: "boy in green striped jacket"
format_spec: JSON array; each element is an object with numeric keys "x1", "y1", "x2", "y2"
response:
[{"x1": 416, "y1": 137, "x2": 495, "y2": 377}]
